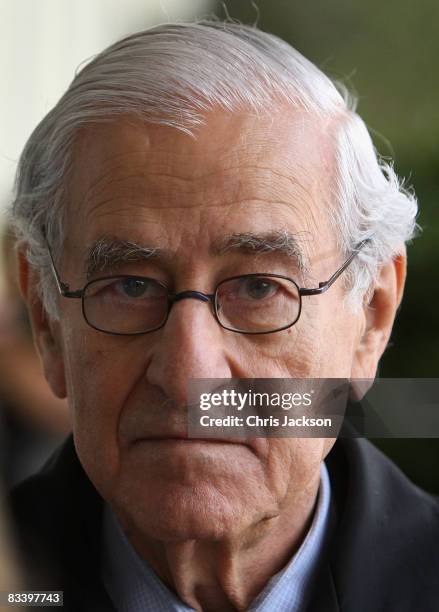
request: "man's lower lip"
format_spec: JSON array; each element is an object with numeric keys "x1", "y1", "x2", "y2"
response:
[
  {"x1": 133, "y1": 437, "x2": 238, "y2": 445},
  {"x1": 130, "y1": 437, "x2": 258, "y2": 456}
]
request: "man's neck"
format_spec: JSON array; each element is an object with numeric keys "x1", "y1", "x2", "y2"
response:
[{"x1": 114, "y1": 471, "x2": 321, "y2": 611}]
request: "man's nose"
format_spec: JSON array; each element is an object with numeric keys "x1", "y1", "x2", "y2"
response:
[{"x1": 146, "y1": 296, "x2": 233, "y2": 406}]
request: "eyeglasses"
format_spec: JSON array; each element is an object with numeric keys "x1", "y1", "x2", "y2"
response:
[{"x1": 47, "y1": 240, "x2": 368, "y2": 336}]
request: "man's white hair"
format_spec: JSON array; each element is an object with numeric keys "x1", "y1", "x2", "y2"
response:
[{"x1": 10, "y1": 21, "x2": 418, "y2": 318}]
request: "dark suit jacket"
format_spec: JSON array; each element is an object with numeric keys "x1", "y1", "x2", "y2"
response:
[{"x1": 8, "y1": 435, "x2": 439, "y2": 611}]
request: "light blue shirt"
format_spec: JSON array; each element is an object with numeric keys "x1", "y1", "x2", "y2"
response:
[{"x1": 101, "y1": 463, "x2": 331, "y2": 611}]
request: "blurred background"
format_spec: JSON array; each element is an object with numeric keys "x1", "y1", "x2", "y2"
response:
[{"x1": 0, "y1": 0, "x2": 437, "y2": 494}]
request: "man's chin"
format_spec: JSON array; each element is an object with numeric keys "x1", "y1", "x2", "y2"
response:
[{"x1": 113, "y1": 481, "x2": 273, "y2": 542}]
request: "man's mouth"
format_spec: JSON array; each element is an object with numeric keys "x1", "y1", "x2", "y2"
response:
[{"x1": 132, "y1": 433, "x2": 245, "y2": 445}]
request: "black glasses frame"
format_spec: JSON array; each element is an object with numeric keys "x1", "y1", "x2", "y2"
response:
[{"x1": 47, "y1": 239, "x2": 369, "y2": 336}]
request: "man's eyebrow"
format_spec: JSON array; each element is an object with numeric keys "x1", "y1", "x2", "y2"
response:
[
  {"x1": 84, "y1": 237, "x2": 170, "y2": 277},
  {"x1": 212, "y1": 231, "x2": 309, "y2": 273},
  {"x1": 84, "y1": 231, "x2": 309, "y2": 277}
]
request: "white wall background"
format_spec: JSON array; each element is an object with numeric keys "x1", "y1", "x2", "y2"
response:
[{"x1": 0, "y1": 0, "x2": 214, "y2": 215}]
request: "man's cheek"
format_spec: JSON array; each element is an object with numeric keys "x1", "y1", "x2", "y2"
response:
[
  {"x1": 71, "y1": 364, "x2": 124, "y2": 496},
  {"x1": 243, "y1": 326, "x2": 315, "y2": 376},
  {"x1": 263, "y1": 440, "x2": 323, "y2": 502},
  {"x1": 282, "y1": 333, "x2": 320, "y2": 377},
  {"x1": 66, "y1": 351, "x2": 123, "y2": 432}
]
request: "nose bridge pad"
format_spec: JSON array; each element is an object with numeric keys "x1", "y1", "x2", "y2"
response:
[
  {"x1": 167, "y1": 290, "x2": 216, "y2": 322},
  {"x1": 173, "y1": 290, "x2": 211, "y2": 304}
]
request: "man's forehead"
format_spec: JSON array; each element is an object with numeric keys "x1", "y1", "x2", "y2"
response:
[
  {"x1": 65, "y1": 110, "x2": 336, "y2": 260},
  {"x1": 69, "y1": 109, "x2": 334, "y2": 196}
]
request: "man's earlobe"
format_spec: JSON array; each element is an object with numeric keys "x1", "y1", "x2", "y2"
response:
[
  {"x1": 17, "y1": 248, "x2": 67, "y2": 399},
  {"x1": 351, "y1": 250, "x2": 407, "y2": 380}
]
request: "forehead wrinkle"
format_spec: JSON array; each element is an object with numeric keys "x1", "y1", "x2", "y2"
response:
[
  {"x1": 80, "y1": 167, "x2": 152, "y2": 222},
  {"x1": 233, "y1": 164, "x2": 312, "y2": 195},
  {"x1": 82, "y1": 156, "x2": 314, "y2": 202},
  {"x1": 79, "y1": 167, "x2": 235, "y2": 222},
  {"x1": 71, "y1": 129, "x2": 150, "y2": 183},
  {"x1": 75, "y1": 141, "x2": 322, "y2": 227},
  {"x1": 225, "y1": 163, "x2": 324, "y2": 237}
]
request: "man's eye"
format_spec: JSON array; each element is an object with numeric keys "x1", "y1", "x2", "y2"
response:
[
  {"x1": 237, "y1": 278, "x2": 279, "y2": 300},
  {"x1": 86, "y1": 277, "x2": 168, "y2": 303},
  {"x1": 114, "y1": 277, "x2": 167, "y2": 299},
  {"x1": 118, "y1": 278, "x2": 150, "y2": 298}
]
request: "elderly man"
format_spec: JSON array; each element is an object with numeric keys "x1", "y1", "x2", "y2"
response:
[{"x1": 8, "y1": 21, "x2": 439, "y2": 612}]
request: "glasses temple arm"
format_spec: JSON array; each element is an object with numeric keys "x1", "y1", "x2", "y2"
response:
[
  {"x1": 300, "y1": 239, "x2": 369, "y2": 296},
  {"x1": 46, "y1": 242, "x2": 82, "y2": 299}
]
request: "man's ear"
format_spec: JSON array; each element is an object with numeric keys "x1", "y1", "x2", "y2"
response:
[
  {"x1": 351, "y1": 249, "x2": 407, "y2": 380},
  {"x1": 17, "y1": 248, "x2": 67, "y2": 399}
]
